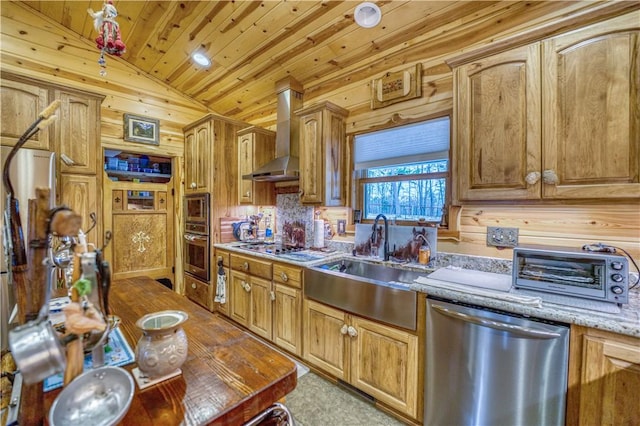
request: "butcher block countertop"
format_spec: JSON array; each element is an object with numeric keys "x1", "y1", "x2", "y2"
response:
[{"x1": 44, "y1": 276, "x2": 297, "y2": 425}]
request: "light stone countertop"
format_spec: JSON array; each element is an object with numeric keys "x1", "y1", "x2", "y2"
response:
[{"x1": 214, "y1": 243, "x2": 640, "y2": 338}]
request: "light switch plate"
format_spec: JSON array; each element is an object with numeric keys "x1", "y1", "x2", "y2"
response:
[{"x1": 486, "y1": 226, "x2": 519, "y2": 248}]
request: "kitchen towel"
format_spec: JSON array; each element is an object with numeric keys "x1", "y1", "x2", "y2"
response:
[
  {"x1": 313, "y1": 219, "x2": 325, "y2": 248},
  {"x1": 215, "y1": 263, "x2": 226, "y2": 304}
]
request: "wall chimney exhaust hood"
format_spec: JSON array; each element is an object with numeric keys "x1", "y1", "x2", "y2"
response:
[{"x1": 243, "y1": 77, "x2": 304, "y2": 182}]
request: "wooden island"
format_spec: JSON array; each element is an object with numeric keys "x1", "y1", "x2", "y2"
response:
[{"x1": 43, "y1": 276, "x2": 297, "y2": 425}]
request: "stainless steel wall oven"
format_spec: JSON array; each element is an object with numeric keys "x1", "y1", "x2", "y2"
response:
[{"x1": 184, "y1": 193, "x2": 210, "y2": 281}]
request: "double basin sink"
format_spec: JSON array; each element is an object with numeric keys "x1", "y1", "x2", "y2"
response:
[{"x1": 305, "y1": 258, "x2": 429, "y2": 331}]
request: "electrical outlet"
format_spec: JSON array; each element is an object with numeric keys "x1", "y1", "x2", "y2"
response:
[{"x1": 486, "y1": 226, "x2": 519, "y2": 248}]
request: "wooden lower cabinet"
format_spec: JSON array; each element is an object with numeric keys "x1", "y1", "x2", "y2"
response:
[
  {"x1": 567, "y1": 325, "x2": 640, "y2": 425},
  {"x1": 213, "y1": 249, "x2": 231, "y2": 316},
  {"x1": 303, "y1": 299, "x2": 348, "y2": 380},
  {"x1": 303, "y1": 299, "x2": 419, "y2": 419},
  {"x1": 184, "y1": 274, "x2": 211, "y2": 310},
  {"x1": 248, "y1": 275, "x2": 273, "y2": 340},
  {"x1": 228, "y1": 255, "x2": 304, "y2": 357},
  {"x1": 230, "y1": 270, "x2": 251, "y2": 327}
]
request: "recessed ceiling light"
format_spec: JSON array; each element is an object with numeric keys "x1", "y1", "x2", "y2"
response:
[
  {"x1": 354, "y1": 2, "x2": 381, "y2": 28},
  {"x1": 192, "y1": 52, "x2": 211, "y2": 67}
]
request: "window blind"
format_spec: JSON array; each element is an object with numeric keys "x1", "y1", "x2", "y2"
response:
[{"x1": 354, "y1": 116, "x2": 450, "y2": 169}]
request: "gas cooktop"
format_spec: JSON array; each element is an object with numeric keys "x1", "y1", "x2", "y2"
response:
[{"x1": 235, "y1": 243, "x2": 327, "y2": 262}]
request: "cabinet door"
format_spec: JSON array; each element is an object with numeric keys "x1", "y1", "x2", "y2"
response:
[
  {"x1": 350, "y1": 316, "x2": 419, "y2": 418},
  {"x1": 248, "y1": 276, "x2": 272, "y2": 340},
  {"x1": 184, "y1": 128, "x2": 197, "y2": 193},
  {"x1": 542, "y1": 13, "x2": 640, "y2": 199},
  {"x1": 273, "y1": 283, "x2": 302, "y2": 356},
  {"x1": 185, "y1": 121, "x2": 210, "y2": 193},
  {"x1": 303, "y1": 299, "x2": 348, "y2": 380},
  {"x1": 230, "y1": 270, "x2": 250, "y2": 327},
  {"x1": 60, "y1": 174, "x2": 99, "y2": 248},
  {"x1": 323, "y1": 109, "x2": 347, "y2": 207},
  {"x1": 56, "y1": 90, "x2": 101, "y2": 175},
  {"x1": 578, "y1": 335, "x2": 640, "y2": 424},
  {"x1": 299, "y1": 110, "x2": 323, "y2": 204},
  {"x1": 238, "y1": 132, "x2": 255, "y2": 204},
  {"x1": 456, "y1": 44, "x2": 542, "y2": 201},
  {"x1": 1, "y1": 78, "x2": 51, "y2": 149}
]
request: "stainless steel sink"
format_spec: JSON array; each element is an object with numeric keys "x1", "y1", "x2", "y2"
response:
[{"x1": 305, "y1": 258, "x2": 428, "y2": 330}]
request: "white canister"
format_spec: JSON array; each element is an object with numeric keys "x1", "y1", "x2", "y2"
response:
[{"x1": 314, "y1": 219, "x2": 325, "y2": 248}]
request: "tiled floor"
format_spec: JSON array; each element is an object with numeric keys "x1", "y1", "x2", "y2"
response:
[{"x1": 285, "y1": 371, "x2": 406, "y2": 426}]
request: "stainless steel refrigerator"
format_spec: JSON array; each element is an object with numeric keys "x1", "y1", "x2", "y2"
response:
[{"x1": 1, "y1": 146, "x2": 56, "y2": 350}]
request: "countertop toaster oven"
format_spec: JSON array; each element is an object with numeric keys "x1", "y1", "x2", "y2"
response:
[{"x1": 512, "y1": 244, "x2": 629, "y2": 305}]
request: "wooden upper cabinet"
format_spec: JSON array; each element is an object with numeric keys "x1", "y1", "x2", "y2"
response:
[
  {"x1": 542, "y1": 13, "x2": 640, "y2": 199},
  {"x1": 455, "y1": 44, "x2": 542, "y2": 201},
  {"x1": 297, "y1": 101, "x2": 349, "y2": 206},
  {"x1": 237, "y1": 126, "x2": 275, "y2": 205},
  {"x1": 1, "y1": 75, "x2": 52, "y2": 150},
  {"x1": 184, "y1": 120, "x2": 211, "y2": 193},
  {"x1": 60, "y1": 174, "x2": 99, "y2": 247},
  {"x1": 452, "y1": 11, "x2": 639, "y2": 201},
  {"x1": 56, "y1": 89, "x2": 103, "y2": 175}
]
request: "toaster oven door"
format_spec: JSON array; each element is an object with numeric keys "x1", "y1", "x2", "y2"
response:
[{"x1": 514, "y1": 253, "x2": 606, "y2": 299}]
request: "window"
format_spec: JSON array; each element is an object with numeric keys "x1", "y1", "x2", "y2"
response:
[{"x1": 354, "y1": 116, "x2": 450, "y2": 223}]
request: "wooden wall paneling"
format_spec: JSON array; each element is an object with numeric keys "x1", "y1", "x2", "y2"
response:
[{"x1": 437, "y1": 203, "x2": 640, "y2": 260}]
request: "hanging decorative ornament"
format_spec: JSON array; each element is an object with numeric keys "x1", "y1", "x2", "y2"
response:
[{"x1": 88, "y1": 0, "x2": 126, "y2": 76}]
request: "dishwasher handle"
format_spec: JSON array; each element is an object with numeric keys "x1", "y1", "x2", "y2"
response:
[{"x1": 430, "y1": 303, "x2": 562, "y2": 339}]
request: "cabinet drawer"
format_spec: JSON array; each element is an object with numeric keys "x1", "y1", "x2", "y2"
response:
[
  {"x1": 230, "y1": 254, "x2": 272, "y2": 280},
  {"x1": 273, "y1": 263, "x2": 302, "y2": 289},
  {"x1": 184, "y1": 274, "x2": 211, "y2": 310},
  {"x1": 215, "y1": 249, "x2": 231, "y2": 268}
]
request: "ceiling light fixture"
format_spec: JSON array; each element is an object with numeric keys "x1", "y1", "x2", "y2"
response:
[
  {"x1": 192, "y1": 52, "x2": 211, "y2": 67},
  {"x1": 354, "y1": 2, "x2": 381, "y2": 28}
]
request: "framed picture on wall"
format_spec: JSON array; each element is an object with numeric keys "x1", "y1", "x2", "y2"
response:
[{"x1": 123, "y1": 114, "x2": 160, "y2": 145}]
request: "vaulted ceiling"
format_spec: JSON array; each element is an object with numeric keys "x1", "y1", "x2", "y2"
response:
[{"x1": 18, "y1": 1, "x2": 617, "y2": 125}]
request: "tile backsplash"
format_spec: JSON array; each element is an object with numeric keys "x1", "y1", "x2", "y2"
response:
[
  {"x1": 354, "y1": 223, "x2": 438, "y2": 263},
  {"x1": 276, "y1": 193, "x2": 314, "y2": 247}
]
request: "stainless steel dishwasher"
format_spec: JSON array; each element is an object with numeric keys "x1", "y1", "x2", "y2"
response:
[{"x1": 425, "y1": 297, "x2": 570, "y2": 426}]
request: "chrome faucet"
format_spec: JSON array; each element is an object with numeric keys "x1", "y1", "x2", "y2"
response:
[{"x1": 371, "y1": 214, "x2": 390, "y2": 261}]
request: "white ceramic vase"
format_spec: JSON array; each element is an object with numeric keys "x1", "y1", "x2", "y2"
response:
[{"x1": 135, "y1": 310, "x2": 188, "y2": 378}]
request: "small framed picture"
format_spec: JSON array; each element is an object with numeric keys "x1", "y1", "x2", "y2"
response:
[
  {"x1": 337, "y1": 219, "x2": 346, "y2": 235},
  {"x1": 123, "y1": 114, "x2": 160, "y2": 145}
]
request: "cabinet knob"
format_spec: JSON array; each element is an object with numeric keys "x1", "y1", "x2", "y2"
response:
[
  {"x1": 245, "y1": 191, "x2": 251, "y2": 197},
  {"x1": 525, "y1": 171, "x2": 541, "y2": 185},
  {"x1": 347, "y1": 326, "x2": 358, "y2": 337},
  {"x1": 542, "y1": 170, "x2": 559, "y2": 185},
  {"x1": 270, "y1": 291, "x2": 276, "y2": 301},
  {"x1": 340, "y1": 324, "x2": 349, "y2": 335},
  {"x1": 242, "y1": 281, "x2": 251, "y2": 292},
  {"x1": 191, "y1": 283, "x2": 196, "y2": 289},
  {"x1": 243, "y1": 262, "x2": 249, "y2": 271},
  {"x1": 280, "y1": 272, "x2": 288, "y2": 282},
  {"x1": 190, "y1": 182, "x2": 197, "y2": 189}
]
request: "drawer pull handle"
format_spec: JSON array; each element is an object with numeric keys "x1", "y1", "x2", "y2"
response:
[
  {"x1": 243, "y1": 262, "x2": 249, "y2": 271},
  {"x1": 280, "y1": 272, "x2": 288, "y2": 282}
]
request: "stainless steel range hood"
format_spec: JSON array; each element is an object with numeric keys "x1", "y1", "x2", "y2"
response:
[{"x1": 243, "y1": 77, "x2": 304, "y2": 182}]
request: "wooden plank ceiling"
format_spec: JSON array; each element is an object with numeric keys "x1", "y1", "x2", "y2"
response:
[{"x1": 19, "y1": 0, "x2": 590, "y2": 126}]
